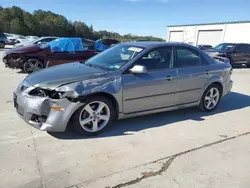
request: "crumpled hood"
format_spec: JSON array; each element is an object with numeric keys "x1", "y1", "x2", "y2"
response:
[
  {"x1": 7, "y1": 44, "x2": 41, "y2": 54},
  {"x1": 25, "y1": 62, "x2": 108, "y2": 90}
]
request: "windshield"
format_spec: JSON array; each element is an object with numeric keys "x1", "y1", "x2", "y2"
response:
[
  {"x1": 214, "y1": 43, "x2": 237, "y2": 50},
  {"x1": 85, "y1": 44, "x2": 145, "y2": 70}
]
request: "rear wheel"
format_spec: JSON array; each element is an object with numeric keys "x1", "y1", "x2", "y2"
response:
[
  {"x1": 23, "y1": 58, "x2": 44, "y2": 74},
  {"x1": 0, "y1": 42, "x2": 5, "y2": 48},
  {"x1": 199, "y1": 84, "x2": 222, "y2": 112},
  {"x1": 72, "y1": 96, "x2": 115, "y2": 136}
]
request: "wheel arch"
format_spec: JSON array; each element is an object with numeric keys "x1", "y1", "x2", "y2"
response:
[
  {"x1": 25, "y1": 56, "x2": 45, "y2": 64},
  {"x1": 211, "y1": 81, "x2": 223, "y2": 94},
  {"x1": 74, "y1": 92, "x2": 119, "y2": 119},
  {"x1": 200, "y1": 80, "x2": 224, "y2": 100}
]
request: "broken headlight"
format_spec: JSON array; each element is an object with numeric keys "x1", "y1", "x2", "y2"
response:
[{"x1": 29, "y1": 88, "x2": 65, "y2": 99}]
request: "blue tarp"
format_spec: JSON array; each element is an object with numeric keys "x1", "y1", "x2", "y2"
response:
[
  {"x1": 94, "y1": 39, "x2": 109, "y2": 51},
  {"x1": 49, "y1": 38, "x2": 84, "y2": 53}
]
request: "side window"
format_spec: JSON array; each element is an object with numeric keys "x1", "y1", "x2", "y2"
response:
[
  {"x1": 134, "y1": 47, "x2": 172, "y2": 71},
  {"x1": 41, "y1": 38, "x2": 53, "y2": 43},
  {"x1": 235, "y1": 44, "x2": 248, "y2": 52},
  {"x1": 247, "y1": 45, "x2": 250, "y2": 52},
  {"x1": 175, "y1": 47, "x2": 201, "y2": 68}
]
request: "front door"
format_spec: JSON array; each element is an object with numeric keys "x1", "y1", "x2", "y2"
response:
[
  {"x1": 174, "y1": 46, "x2": 210, "y2": 105},
  {"x1": 122, "y1": 46, "x2": 178, "y2": 114}
]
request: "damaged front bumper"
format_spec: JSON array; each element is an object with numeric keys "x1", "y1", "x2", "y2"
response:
[
  {"x1": 14, "y1": 83, "x2": 83, "y2": 132},
  {"x1": 3, "y1": 55, "x2": 24, "y2": 69}
]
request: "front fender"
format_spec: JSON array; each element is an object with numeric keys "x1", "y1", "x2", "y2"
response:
[{"x1": 56, "y1": 76, "x2": 123, "y2": 110}]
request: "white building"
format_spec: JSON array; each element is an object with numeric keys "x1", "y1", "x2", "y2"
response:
[{"x1": 166, "y1": 21, "x2": 250, "y2": 46}]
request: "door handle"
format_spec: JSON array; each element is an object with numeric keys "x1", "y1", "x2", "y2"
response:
[{"x1": 165, "y1": 75, "x2": 174, "y2": 81}]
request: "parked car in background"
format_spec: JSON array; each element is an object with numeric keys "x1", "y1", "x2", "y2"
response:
[
  {"x1": 3, "y1": 38, "x2": 99, "y2": 73},
  {"x1": 94, "y1": 38, "x2": 120, "y2": 51},
  {"x1": 4, "y1": 33, "x2": 18, "y2": 45},
  {"x1": 26, "y1": 36, "x2": 39, "y2": 41},
  {"x1": 15, "y1": 35, "x2": 30, "y2": 44},
  {"x1": 0, "y1": 33, "x2": 8, "y2": 48},
  {"x1": 14, "y1": 36, "x2": 58, "y2": 47},
  {"x1": 197, "y1": 44, "x2": 213, "y2": 50},
  {"x1": 13, "y1": 42, "x2": 233, "y2": 136},
  {"x1": 205, "y1": 43, "x2": 250, "y2": 67}
]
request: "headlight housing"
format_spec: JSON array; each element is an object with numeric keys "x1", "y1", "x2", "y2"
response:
[{"x1": 29, "y1": 88, "x2": 65, "y2": 99}]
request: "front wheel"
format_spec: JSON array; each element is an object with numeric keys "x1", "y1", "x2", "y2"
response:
[
  {"x1": 199, "y1": 84, "x2": 222, "y2": 112},
  {"x1": 23, "y1": 58, "x2": 44, "y2": 74},
  {"x1": 72, "y1": 96, "x2": 115, "y2": 136}
]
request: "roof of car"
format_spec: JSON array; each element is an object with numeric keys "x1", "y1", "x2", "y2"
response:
[{"x1": 123, "y1": 41, "x2": 191, "y2": 48}]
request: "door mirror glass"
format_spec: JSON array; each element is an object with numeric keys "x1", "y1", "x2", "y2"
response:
[{"x1": 130, "y1": 65, "x2": 147, "y2": 74}]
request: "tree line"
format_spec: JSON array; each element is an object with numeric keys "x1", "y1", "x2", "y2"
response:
[{"x1": 0, "y1": 6, "x2": 164, "y2": 42}]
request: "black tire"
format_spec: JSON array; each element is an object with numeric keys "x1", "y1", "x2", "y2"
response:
[
  {"x1": 71, "y1": 96, "x2": 115, "y2": 136},
  {"x1": 23, "y1": 58, "x2": 44, "y2": 74},
  {"x1": 199, "y1": 84, "x2": 222, "y2": 112},
  {"x1": 0, "y1": 42, "x2": 5, "y2": 48}
]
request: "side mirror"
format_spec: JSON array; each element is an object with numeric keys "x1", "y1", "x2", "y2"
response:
[
  {"x1": 37, "y1": 41, "x2": 42, "y2": 44},
  {"x1": 129, "y1": 65, "x2": 147, "y2": 74}
]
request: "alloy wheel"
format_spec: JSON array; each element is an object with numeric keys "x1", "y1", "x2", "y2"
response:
[
  {"x1": 78, "y1": 101, "x2": 111, "y2": 133},
  {"x1": 204, "y1": 87, "x2": 220, "y2": 110},
  {"x1": 24, "y1": 59, "x2": 43, "y2": 73}
]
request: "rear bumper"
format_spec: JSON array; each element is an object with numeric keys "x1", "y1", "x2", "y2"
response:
[{"x1": 222, "y1": 80, "x2": 233, "y2": 97}]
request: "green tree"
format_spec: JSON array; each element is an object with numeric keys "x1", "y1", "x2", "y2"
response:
[{"x1": 0, "y1": 6, "x2": 164, "y2": 42}]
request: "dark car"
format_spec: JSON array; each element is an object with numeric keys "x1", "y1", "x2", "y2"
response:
[
  {"x1": 197, "y1": 45, "x2": 213, "y2": 50},
  {"x1": 3, "y1": 38, "x2": 99, "y2": 73},
  {"x1": 205, "y1": 43, "x2": 250, "y2": 67}
]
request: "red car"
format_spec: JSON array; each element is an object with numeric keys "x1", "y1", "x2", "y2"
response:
[{"x1": 3, "y1": 38, "x2": 99, "y2": 73}]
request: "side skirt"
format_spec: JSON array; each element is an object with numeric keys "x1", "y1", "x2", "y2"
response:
[{"x1": 118, "y1": 101, "x2": 199, "y2": 120}]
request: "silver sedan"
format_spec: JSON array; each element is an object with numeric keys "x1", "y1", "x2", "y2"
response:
[{"x1": 14, "y1": 42, "x2": 233, "y2": 136}]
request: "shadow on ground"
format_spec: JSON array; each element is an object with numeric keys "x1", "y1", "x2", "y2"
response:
[
  {"x1": 48, "y1": 92, "x2": 250, "y2": 139},
  {"x1": 16, "y1": 69, "x2": 27, "y2": 74}
]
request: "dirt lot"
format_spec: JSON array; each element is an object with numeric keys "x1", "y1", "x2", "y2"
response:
[{"x1": 0, "y1": 48, "x2": 250, "y2": 188}]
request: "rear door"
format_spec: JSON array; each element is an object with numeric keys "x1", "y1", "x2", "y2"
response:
[{"x1": 174, "y1": 46, "x2": 210, "y2": 105}]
